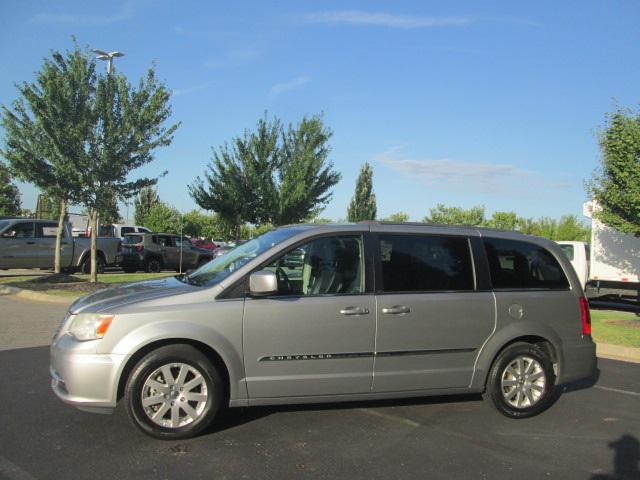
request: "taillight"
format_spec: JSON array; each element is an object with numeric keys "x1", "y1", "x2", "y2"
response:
[
  {"x1": 135, "y1": 244, "x2": 144, "y2": 252},
  {"x1": 579, "y1": 296, "x2": 591, "y2": 335}
]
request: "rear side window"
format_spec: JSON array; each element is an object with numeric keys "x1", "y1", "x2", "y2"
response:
[
  {"x1": 483, "y1": 238, "x2": 569, "y2": 290},
  {"x1": 559, "y1": 244, "x2": 574, "y2": 261},
  {"x1": 123, "y1": 235, "x2": 143, "y2": 245},
  {"x1": 36, "y1": 223, "x2": 58, "y2": 238},
  {"x1": 378, "y1": 235, "x2": 474, "y2": 292}
]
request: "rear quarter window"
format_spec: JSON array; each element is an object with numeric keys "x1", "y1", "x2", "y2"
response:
[{"x1": 483, "y1": 238, "x2": 569, "y2": 290}]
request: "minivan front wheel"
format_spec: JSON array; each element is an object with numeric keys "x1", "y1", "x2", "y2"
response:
[
  {"x1": 125, "y1": 344, "x2": 224, "y2": 439},
  {"x1": 484, "y1": 342, "x2": 556, "y2": 419}
]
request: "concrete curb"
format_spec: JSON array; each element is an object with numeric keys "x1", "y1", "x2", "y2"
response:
[
  {"x1": 0, "y1": 285, "x2": 75, "y2": 305},
  {"x1": 596, "y1": 343, "x2": 640, "y2": 364}
]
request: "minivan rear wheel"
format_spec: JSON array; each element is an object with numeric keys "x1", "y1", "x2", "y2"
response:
[
  {"x1": 484, "y1": 342, "x2": 556, "y2": 419},
  {"x1": 124, "y1": 344, "x2": 224, "y2": 440}
]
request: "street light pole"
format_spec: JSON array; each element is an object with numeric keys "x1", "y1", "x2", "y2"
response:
[{"x1": 92, "y1": 49, "x2": 125, "y2": 75}]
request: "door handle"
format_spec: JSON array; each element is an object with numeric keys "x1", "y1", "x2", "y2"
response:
[
  {"x1": 339, "y1": 306, "x2": 370, "y2": 316},
  {"x1": 382, "y1": 305, "x2": 411, "y2": 315}
]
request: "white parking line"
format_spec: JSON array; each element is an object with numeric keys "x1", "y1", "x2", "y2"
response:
[{"x1": 594, "y1": 385, "x2": 640, "y2": 397}]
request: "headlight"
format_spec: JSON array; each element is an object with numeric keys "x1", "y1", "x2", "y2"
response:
[{"x1": 68, "y1": 313, "x2": 114, "y2": 341}]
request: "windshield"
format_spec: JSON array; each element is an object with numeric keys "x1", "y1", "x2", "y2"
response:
[{"x1": 185, "y1": 227, "x2": 306, "y2": 287}]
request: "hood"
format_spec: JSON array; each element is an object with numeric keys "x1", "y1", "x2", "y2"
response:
[{"x1": 69, "y1": 276, "x2": 198, "y2": 314}]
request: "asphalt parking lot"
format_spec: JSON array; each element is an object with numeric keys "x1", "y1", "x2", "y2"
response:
[{"x1": 0, "y1": 295, "x2": 638, "y2": 480}]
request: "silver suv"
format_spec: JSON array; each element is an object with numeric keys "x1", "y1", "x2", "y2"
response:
[{"x1": 50, "y1": 222, "x2": 596, "y2": 439}]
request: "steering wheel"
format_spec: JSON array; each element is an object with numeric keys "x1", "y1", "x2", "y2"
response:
[{"x1": 275, "y1": 267, "x2": 291, "y2": 293}]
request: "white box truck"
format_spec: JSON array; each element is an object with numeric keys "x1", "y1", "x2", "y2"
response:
[{"x1": 559, "y1": 201, "x2": 640, "y2": 312}]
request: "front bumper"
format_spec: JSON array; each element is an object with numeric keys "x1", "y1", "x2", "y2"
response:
[
  {"x1": 557, "y1": 340, "x2": 597, "y2": 385},
  {"x1": 50, "y1": 334, "x2": 129, "y2": 414}
]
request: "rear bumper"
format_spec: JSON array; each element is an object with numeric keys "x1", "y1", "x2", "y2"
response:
[
  {"x1": 558, "y1": 340, "x2": 597, "y2": 384},
  {"x1": 119, "y1": 253, "x2": 144, "y2": 269},
  {"x1": 50, "y1": 334, "x2": 128, "y2": 414}
]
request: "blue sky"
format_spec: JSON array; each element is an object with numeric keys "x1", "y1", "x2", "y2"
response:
[{"x1": 1, "y1": 1, "x2": 639, "y2": 222}]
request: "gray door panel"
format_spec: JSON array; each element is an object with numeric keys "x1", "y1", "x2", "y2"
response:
[
  {"x1": 243, "y1": 295, "x2": 376, "y2": 398},
  {"x1": 373, "y1": 292, "x2": 495, "y2": 391}
]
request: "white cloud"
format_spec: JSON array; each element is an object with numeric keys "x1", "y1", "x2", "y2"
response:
[
  {"x1": 204, "y1": 48, "x2": 259, "y2": 69},
  {"x1": 32, "y1": 2, "x2": 134, "y2": 25},
  {"x1": 269, "y1": 76, "x2": 311, "y2": 97},
  {"x1": 375, "y1": 147, "x2": 566, "y2": 194},
  {"x1": 172, "y1": 83, "x2": 211, "y2": 97},
  {"x1": 299, "y1": 11, "x2": 472, "y2": 29}
]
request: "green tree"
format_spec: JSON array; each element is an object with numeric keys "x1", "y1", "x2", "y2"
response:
[
  {"x1": 555, "y1": 215, "x2": 591, "y2": 241},
  {"x1": 347, "y1": 162, "x2": 377, "y2": 222},
  {"x1": 382, "y1": 212, "x2": 410, "y2": 222},
  {"x1": 97, "y1": 188, "x2": 121, "y2": 225},
  {"x1": 274, "y1": 115, "x2": 341, "y2": 225},
  {"x1": 588, "y1": 108, "x2": 640, "y2": 236},
  {"x1": 1, "y1": 43, "x2": 93, "y2": 273},
  {"x1": 134, "y1": 186, "x2": 160, "y2": 225},
  {"x1": 144, "y1": 202, "x2": 182, "y2": 233},
  {"x1": 485, "y1": 211, "x2": 518, "y2": 230},
  {"x1": 0, "y1": 162, "x2": 21, "y2": 216},
  {"x1": 35, "y1": 193, "x2": 63, "y2": 220},
  {"x1": 424, "y1": 204, "x2": 485, "y2": 225},
  {"x1": 76, "y1": 62, "x2": 178, "y2": 282},
  {"x1": 189, "y1": 114, "x2": 340, "y2": 236}
]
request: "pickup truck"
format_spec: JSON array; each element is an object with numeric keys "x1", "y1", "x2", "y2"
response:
[{"x1": 0, "y1": 218, "x2": 121, "y2": 273}]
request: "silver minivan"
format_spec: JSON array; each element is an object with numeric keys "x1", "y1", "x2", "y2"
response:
[{"x1": 50, "y1": 222, "x2": 596, "y2": 439}]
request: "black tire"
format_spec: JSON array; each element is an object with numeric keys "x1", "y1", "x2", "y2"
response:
[
  {"x1": 124, "y1": 344, "x2": 224, "y2": 440},
  {"x1": 483, "y1": 342, "x2": 557, "y2": 419},
  {"x1": 80, "y1": 255, "x2": 105, "y2": 274},
  {"x1": 145, "y1": 257, "x2": 162, "y2": 273}
]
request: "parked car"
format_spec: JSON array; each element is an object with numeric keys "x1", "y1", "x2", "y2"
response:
[
  {"x1": 50, "y1": 222, "x2": 596, "y2": 439},
  {"x1": 119, "y1": 232, "x2": 213, "y2": 273},
  {"x1": 0, "y1": 218, "x2": 121, "y2": 273},
  {"x1": 192, "y1": 239, "x2": 217, "y2": 250},
  {"x1": 99, "y1": 224, "x2": 151, "y2": 239}
]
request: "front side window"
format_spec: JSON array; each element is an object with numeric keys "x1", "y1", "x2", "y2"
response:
[
  {"x1": 483, "y1": 238, "x2": 569, "y2": 290},
  {"x1": 175, "y1": 237, "x2": 192, "y2": 248},
  {"x1": 1, "y1": 222, "x2": 34, "y2": 238},
  {"x1": 264, "y1": 235, "x2": 364, "y2": 296},
  {"x1": 378, "y1": 235, "x2": 474, "y2": 292}
]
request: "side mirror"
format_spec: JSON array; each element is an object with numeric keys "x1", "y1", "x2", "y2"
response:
[{"x1": 249, "y1": 270, "x2": 278, "y2": 297}]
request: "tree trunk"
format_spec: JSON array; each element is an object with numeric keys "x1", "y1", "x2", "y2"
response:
[
  {"x1": 90, "y1": 208, "x2": 98, "y2": 283},
  {"x1": 54, "y1": 198, "x2": 67, "y2": 274}
]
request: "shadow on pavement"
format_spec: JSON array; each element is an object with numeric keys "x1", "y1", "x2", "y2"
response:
[
  {"x1": 591, "y1": 434, "x2": 640, "y2": 480},
  {"x1": 205, "y1": 392, "x2": 483, "y2": 436}
]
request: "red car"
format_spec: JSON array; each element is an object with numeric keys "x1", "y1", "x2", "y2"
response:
[{"x1": 192, "y1": 239, "x2": 217, "y2": 250}]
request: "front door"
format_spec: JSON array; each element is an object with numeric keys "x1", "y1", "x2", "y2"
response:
[
  {"x1": 243, "y1": 234, "x2": 376, "y2": 399},
  {"x1": 0, "y1": 222, "x2": 37, "y2": 268},
  {"x1": 372, "y1": 232, "x2": 495, "y2": 392},
  {"x1": 33, "y1": 222, "x2": 72, "y2": 268}
]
